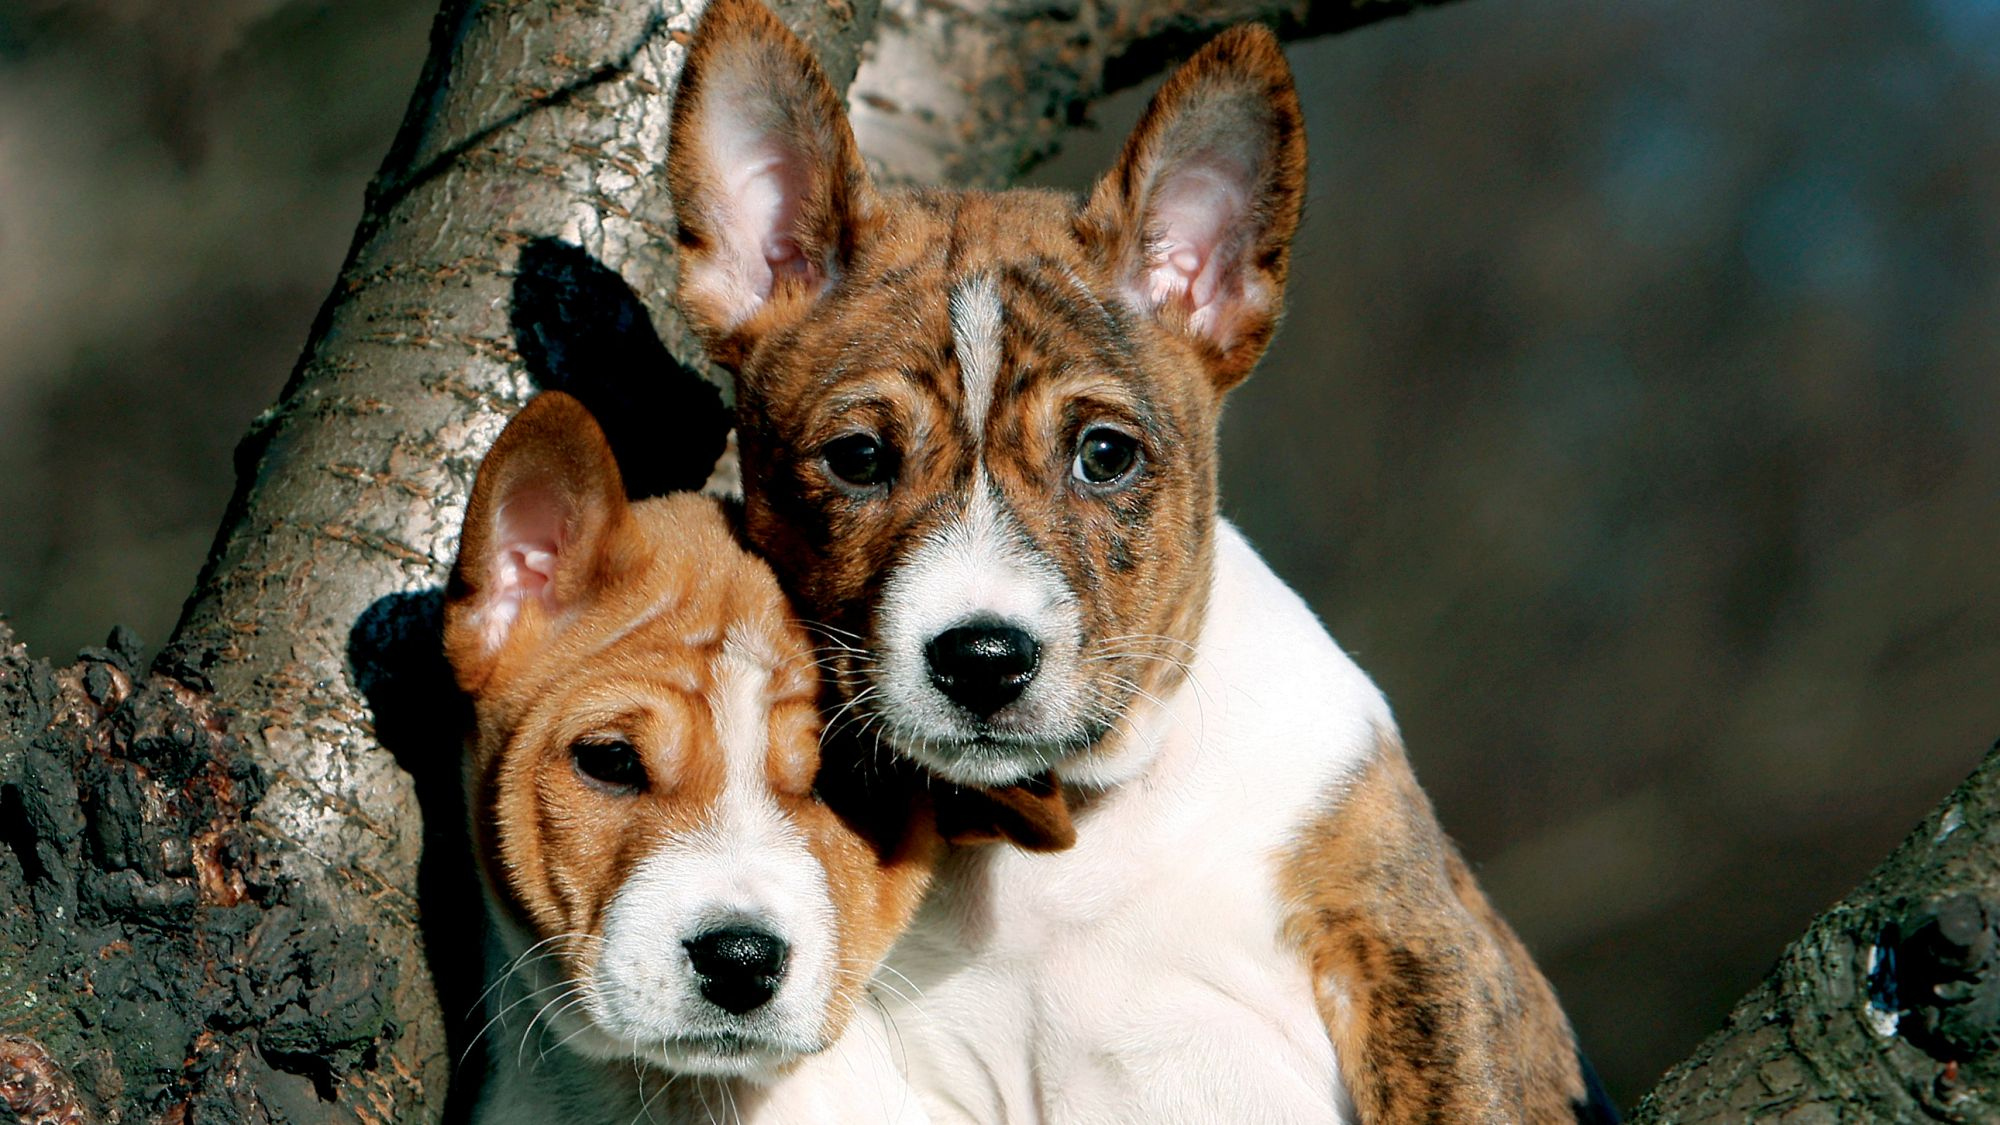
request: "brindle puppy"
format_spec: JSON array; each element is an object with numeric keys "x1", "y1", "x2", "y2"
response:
[{"x1": 668, "y1": 2, "x2": 1619, "y2": 1120}]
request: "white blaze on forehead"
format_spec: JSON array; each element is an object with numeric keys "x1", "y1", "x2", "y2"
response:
[
  {"x1": 586, "y1": 628, "x2": 841, "y2": 1060},
  {"x1": 950, "y1": 272, "x2": 1004, "y2": 435},
  {"x1": 708, "y1": 626, "x2": 815, "y2": 792},
  {"x1": 710, "y1": 629, "x2": 776, "y2": 791}
]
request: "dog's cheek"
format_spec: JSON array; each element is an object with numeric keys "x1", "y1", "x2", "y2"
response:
[
  {"x1": 1105, "y1": 465, "x2": 1206, "y2": 695},
  {"x1": 507, "y1": 747, "x2": 619, "y2": 958},
  {"x1": 1099, "y1": 467, "x2": 1170, "y2": 597},
  {"x1": 789, "y1": 801, "x2": 903, "y2": 1036}
]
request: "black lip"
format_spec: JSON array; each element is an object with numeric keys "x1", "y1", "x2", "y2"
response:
[
  {"x1": 921, "y1": 726, "x2": 1105, "y2": 761},
  {"x1": 662, "y1": 1030, "x2": 788, "y2": 1056}
]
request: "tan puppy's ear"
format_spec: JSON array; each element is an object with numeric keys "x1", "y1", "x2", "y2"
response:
[
  {"x1": 667, "y1": 0, "x2": 874, "y2": 369},
  {"x1": 1078, "y1": 24, "x2": 1305, "y2": 392},
  {"x1": 445, "y1": 391, "x2": 631, "y2": 693}
]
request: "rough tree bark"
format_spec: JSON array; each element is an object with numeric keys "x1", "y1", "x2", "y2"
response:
[
  {"x1": 1626, "y1": 741, "x2": 2000, "y2": 1124},
  {"x1": 1, "y1": 0, "x2": 1992, "y2": 1121}
]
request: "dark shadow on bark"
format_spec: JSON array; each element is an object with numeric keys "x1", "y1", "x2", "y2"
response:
[
  {"x1": 511, "y1": 238, "x2": 731, "y2": 500},
  {"x1": 338, "y1": 244, "x2": 734, "y2": 1118},
  {"x1": 346, "y1": 589, "x2": 482, "y2": 1125}
]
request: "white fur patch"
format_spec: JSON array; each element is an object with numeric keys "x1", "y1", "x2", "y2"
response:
[
  {"x1": 711, "y1": 631, "x2": 776, "y2": 791},
  {"x1": 872, "y1": 477, "x2": 1086, "y2": 787},
  {"x1": 949, "y1": 273, "x2": 1003, "y2": 436},
  {"x1": 579, "y1": 637, "x2": 840, "y2": 1076},
  {"x1": 880, "y1": 522, "x2": 1384, "y2": 1122}
]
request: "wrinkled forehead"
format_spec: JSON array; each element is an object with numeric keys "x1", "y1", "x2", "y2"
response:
[
  {"x1": 504, "y1": 589, "x2": 821, "y2": 797},
  {"x1": 617, "y1": 615, "x2": 818, "y2": 796},
  {"x1": 780, "y1": 195, "x2": 1168, "y2": 434}
]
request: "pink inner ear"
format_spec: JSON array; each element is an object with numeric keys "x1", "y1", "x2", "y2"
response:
[
  {"x1": 728, "y1": 146, "x2": 811, "y2": 304},
  {"x1": 480, "y1": 487, "x2": 571, "y2": 649},
  {"x1": 499, "y1": 545, "x2": 558, "y2": 601},
  {"x1": 692, "y1": 76, "x2": 828, "y2": 328},
  {"x1": 1139, "y1": 160, "x2": 1251, "y2": 342}
]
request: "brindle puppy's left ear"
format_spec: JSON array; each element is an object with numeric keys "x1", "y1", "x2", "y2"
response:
[
  {"x1": 1078, "y1": 24, "x2": 1305, "y2": 392},
  {"x1": 667, "y1": 0, "x2": 875, "y2": 369}
]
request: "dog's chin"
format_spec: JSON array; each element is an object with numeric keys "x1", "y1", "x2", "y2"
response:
[
  {"x1": 642, "y1": 1033, "x2": 810, "y2": 1078},
  {"x1": 570, "y1": 1022, "x2": 814, "y2": 1079},
  {"x1": 881, "y1": 720, "x2": 1104, "y2": 788}
]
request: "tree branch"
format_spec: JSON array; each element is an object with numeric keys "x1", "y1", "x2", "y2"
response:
[
  {"x1": 1629, "y1": 740, "x2": 2000, "y2": 1123},
  {"x1": 849, "y1": 0, "x2": 1453, "y2": 189}
]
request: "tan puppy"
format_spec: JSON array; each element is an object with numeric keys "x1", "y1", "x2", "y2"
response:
[
  {"x1": 445, "y1": 391, "x2": 939, "y2": 1124},
  {"x1": 668, "y1": 2, "x2": 1618, "y2": 1121}
]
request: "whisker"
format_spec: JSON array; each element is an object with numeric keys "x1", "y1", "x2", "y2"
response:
[
  {"x1": 875, "y1": 963, "x2": 927, "y2": 1005},
  {"x1": 464, "y1": 973, "x2": 584, "y2": 1066},
  {"x1": 822, "y1": 686, "x2": 883, "y2": 746},
  {"x1": 470, "y1": 931, "x2": 598, "y2": 1017},
  {"x1": 536, "y1": 986, "x2": 601, "y2": 1062},
  {"x1": 516, "y1": 980, "x2": 589, "y2": 1069}
]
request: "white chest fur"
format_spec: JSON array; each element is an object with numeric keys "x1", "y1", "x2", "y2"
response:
[{"x1": 882, "y1": 522, "x2": 1389, "y2": 1124}]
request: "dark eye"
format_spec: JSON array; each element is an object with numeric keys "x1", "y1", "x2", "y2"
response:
[
  {"x1": 571, "y1": 739, "x2": 646, "y2": 793},
  {"x1": 823, "y1": 432, "x2": 895, "y2": 488},
  {"x1": 1072, "y1": 427, "x2": 1141, "y2": 486}
]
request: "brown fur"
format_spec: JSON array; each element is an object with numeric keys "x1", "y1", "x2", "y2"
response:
[
  {"x1": 1280, "y1": 731, "x2": 1589, "y2": 1123},
  {"x1": 1077, "y1": 21, "x2": 1308, "y2": 390},
  {"x1": 669, "y1": 3, "x2": 1596, "y2": 1119},
  {"x1": 444, "y1": 392, "x2": 938, "y2": 1048},
  {"x1": 666, "y1": 0, "x2": 875, "y2": 373},
  {"x1": 669, "y1": 2, "x2": 1306, "y2": 794}
]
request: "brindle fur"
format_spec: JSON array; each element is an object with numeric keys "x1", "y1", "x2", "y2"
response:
[
  {"x1": 728, "y1": 189, "x2": 1224, "y2": 741},
  {"x1": 668, "y1": 2, "x2": 1609, "y2": 1119},
  {"x1": 1282, "y1": 731, "x2": 1598, "y2": 1122}
]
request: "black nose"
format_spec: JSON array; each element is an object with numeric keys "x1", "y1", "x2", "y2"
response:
[
  {"x1": 683, "y1": 926, "x2": 788, "y2": 1015},
  {"x1": 924, "y1": 623, "x2": 1041, "y2": 718}
]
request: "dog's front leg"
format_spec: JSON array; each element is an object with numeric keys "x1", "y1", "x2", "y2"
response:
[{"x1": 1281, "y1": 731, "x2": 1596, "y2": 1124}]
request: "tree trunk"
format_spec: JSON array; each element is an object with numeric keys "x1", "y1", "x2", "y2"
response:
[
  {"x1": 7, "y1": 0, "x2": 874, "y2": 1117},
  {"x1": 2, "y1": 0, "x2": 1988, "y2": 1121}
]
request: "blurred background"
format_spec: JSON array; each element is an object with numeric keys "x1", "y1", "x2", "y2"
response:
[{"x1": 2, "y1": 0, "x2": 1996, "y2": 1106}]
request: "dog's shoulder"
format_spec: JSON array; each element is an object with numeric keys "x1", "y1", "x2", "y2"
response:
[
  {"x1": 1199, "y1": 521, "x2": 1613, "y2": 1121},
  {"x1": 1179, "y1": 519, "x2": 1393, "y2": 793},
  {"x1": 1274, "y1": 717, "x2": 1608, "y2": 1121}
]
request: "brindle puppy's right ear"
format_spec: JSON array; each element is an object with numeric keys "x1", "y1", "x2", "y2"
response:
[
  {"x1": 444, "y1": 391, "x2": 632, "y2": 693},
  {"x1": 667, "y1": 0, "x2": 875, "y2": 369},
  {"x1": 1078, "y1": 24, "x2": 1305, "y2": 393}
]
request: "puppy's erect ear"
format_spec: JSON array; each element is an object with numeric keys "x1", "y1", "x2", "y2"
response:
[
  {"x1": 1079, "y1": 25, "x2": 1305, "y2": 392},
  {"x1": 445, "y1": 391, "x2": 632, "y2": 693},
  {"x1": 668, "y1": 0, "x2": 872, "y2": 369}
]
